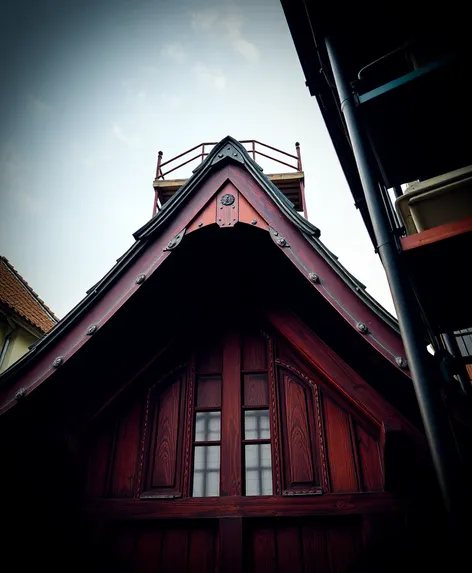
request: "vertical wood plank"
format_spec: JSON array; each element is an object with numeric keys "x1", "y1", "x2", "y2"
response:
[
  {"x1": 242, "y1": 331, "x2": 267, "y2": 370},
  {"x1": 188, "y1": 526, "x2": 216, "y2": 573},
  {"x1": 152, "y1": 379, "x2": 181, "y2": 487},
  {"x1": 326, "y1": 518, "x2": 359, "y2": 573},
  {"x1": 244, "y1": 373, "x2": 269, "y2": 406},
  {"x1": 355, "y1": 423, "x2": 383, "y2": 492},
  {"x1": 276, "y1": 525, "x2": 303, "y2": 573},
  {"x1": 85, "y1": 421, "x2": 114, "y2": 498},
  {"x1": 220, "y1": 518, "x2": 243, "y2": 573},
  {"x1": 160, "y1": 528, "x2": 188, "y2": 573},
  {"x1": 284, "y1": 375, "x2": 314, "y2": 485},
  {"x1": 196, "y1": 340, "x2": 223, "y2": 374},
  {"x1": 109, "y1": 397, "x2": 143, "y2": 498},
  {"x1": 249, "y1": 524, "x2": 277, "y2": 573},
  {"x1": 323, "y1": 395, "x2": 358, "y2": 492},
  {"x1": 301, "y1": 520, "x2": 330, "y2": 573},
  {"x1": 196, "y1": 375, "x2": 222, "y2": 408},
  {"x1": 221, "y1": 332, "x2": 242, "y2": 496},
  {"x1": 133, "y1": 527, "x2": 163, "y2": 573}
]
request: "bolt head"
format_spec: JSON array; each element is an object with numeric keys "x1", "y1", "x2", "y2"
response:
[
  {"x1": 52, "y1": 356, "x2": 64, "y2": 368},
  {"x1": 198, "y1": 222, "x2": 203, "y2": 227},
  {"x1": 218, "y1": 153, "x2": 223, "y2": 158},
  {"x1": 251, "y1": 219, "x2": 257, "y2": 225},
  {"x1": 135, "y1": 274, "x2": 146, "y2": 284},
  {"x1": 357, "y1": 322, "x2": 368, "y2": 334},
  {"x1": 395, "y1": 356, "x2": 408, "y2": 369},
  {"x1": 308, "y1": 272, "x2": 320, "y2": 283},
  {"x1": 86, "y1": 324, "x2": 98, "y2": 336},
  {"x1": 15, "y1": 388, "x2": 27, "y2": 401}
]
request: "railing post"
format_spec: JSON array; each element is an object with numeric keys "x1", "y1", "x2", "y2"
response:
[
  {"x1": 153, "y1": 150, "x2": 163, "y2": 217},
  {"x1": 296, "y1": 142, "x2": 308, "y2": 220},
  {"x1": 201, "y1": 144, "x2": 205, "y2": 163},
  {"x1": 252, "y1": 140, "x2": 256, "y2": 160}
]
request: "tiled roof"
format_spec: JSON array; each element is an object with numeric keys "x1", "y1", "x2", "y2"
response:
[{"x1": 0, "y1": 257, "x2": 58, "y2": 333}]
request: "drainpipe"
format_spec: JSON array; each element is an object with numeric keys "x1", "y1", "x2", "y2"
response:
[{"x1": 325, "y1": 36, "x2": 464, "y2": 527}]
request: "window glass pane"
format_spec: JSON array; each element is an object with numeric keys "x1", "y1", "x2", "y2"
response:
[
  {"x1": 244, "y1": 410, "x2": 270, "y2": 440},
  {"x1": 195, "y1": 411, "x2": 221, "y2": 442},
  {"x1": 245, "y1": 443, "x2": 273, "y2": 496},
  {"x1": 192, "y1": 445, "x2": 220, "y2": 497}
]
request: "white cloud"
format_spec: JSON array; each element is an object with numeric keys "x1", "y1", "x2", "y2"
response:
[
  {"x1": 112, "y1": 124, "x2": 142, "y2": 148},
  {"x1": 191, "y1": 8, "x2": 219, "y2": 31},
  {"x1": 190, "y1": 7, "x2": 260, "y2": 64},
  {"x1": 231, "y1": 36, "x2": 260, "y2": 64},
  {"x1": 161, "y1": 42, "x2": 187, "y2": 63},
  {"x1": 193, "y1": 63, "x2": 227, "y2": 91}
]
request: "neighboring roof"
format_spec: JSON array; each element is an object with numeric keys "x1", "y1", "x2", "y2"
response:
[
  {"x1": 0, "y1": 136, "x2": 407, "y2": 415},
  {"x1": 0, "y1": 257, "x2": 58, "y2": 333}
]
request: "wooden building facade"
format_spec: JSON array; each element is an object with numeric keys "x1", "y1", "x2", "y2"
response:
[{"x1": 0, "y1": 138, "x2": 446, "y2": 571}]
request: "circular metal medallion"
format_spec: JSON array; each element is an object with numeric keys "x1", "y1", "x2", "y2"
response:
[{"x1": 221, "y1": 194, "x2": 235, "y2": 206}]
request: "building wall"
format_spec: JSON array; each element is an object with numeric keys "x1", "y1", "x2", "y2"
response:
[{"x1": 0, "y1": 317, "x2": 39, "y2": 374}]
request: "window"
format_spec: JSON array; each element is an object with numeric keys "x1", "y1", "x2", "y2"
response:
[
  {"x1": 192, "y1": 376, "x2": 222, "y2": 497},
  {"x1": 142, "y1": 329, "x2": 322, "y2": 500}
]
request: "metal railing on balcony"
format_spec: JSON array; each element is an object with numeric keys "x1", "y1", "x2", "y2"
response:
[
  {"x1": 152, "y1": 140, "x2": 306, "y2": 218},
  {"x1": 154, "y1": 139, "x2": 302, "y2": 181}
]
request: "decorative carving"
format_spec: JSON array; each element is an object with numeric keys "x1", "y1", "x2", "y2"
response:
[
  {"x1": 52, "y1": 356, "x2": 64, "y2": 368},
  {"x1": 14, "y1": 388, "x2": 27, "y2": 401},
  {"x1": 164, "y1": 228, "x2": 186, "y2": 251},
  {"x1": 314, "y1": 385, "x2": 330, "y2": 492},
  {"x1": 135, "y1": 274, "x2": 146, "y2": 284},
  {"x1": 357, "y1": 322, "x2": 369, "y2": 334},
  {"x1": 86, "y1": 324, "x2": 98, "y2": 336},
  {"x1": 211, "y1": 143, "x2": 244, "y2": 165},
  {"x1": 395, "y1": 356, "x2": 408, "y2": 369},
  {"x1": 308, "y1": 272, "x2": 320, "y2": 283},
  {"x1": 268, "y1": 338, "x2": 282, "y2": 495},
  {"x1": 220, "y1": 193, "x2": 235, "y2": 206},
  {"x1": 182, "y1": 359, "x2": 196, "y2": 496},
  {"x1": 136, "y1": 389, "x2": 152, "y2": 498},
  {"x1": 276, "y1": 359, "x2": 330, "y2": 493}
]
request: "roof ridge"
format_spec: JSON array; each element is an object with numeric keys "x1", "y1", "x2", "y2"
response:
[{"x1": 0, "y1": 256, "x2": 59, "y2": 322}]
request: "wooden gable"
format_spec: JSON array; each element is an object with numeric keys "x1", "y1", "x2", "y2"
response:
[{"x1": 0, "y1": 137, "x2": 444, "y2": 572}]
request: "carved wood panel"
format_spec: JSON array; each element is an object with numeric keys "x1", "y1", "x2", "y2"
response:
[{"x1": 282, "y1": 374, "x2": 315, "y2": 486}]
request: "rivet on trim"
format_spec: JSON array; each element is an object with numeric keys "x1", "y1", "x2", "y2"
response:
[
  {"x1": 308, "y1": 272, "x2": 320, "y2": 283},
  {"x1": 135, "y1": 274, "x2": 146, "y2": 285},
  {"x1": 198, "y1": 222, "x2": 203, "y2": 227},
  {"x1": 396, "y1": 356, "x2": 408, "y2": 369},
  {"x1": 251, "y1": 219, "x2": 257, "y2": 225},
  {"x1": 357, "y1": 322, "x2": 369, "y2": 334},
  {"x1": 15, "y1": 388, "x2": 27, "y2": 401},
  {"x1": 52, "y1": 356, "x2": 64, "y2": 368},
  {"x1": 86, "y1": 324, "x2": 98, "y2": 336}
]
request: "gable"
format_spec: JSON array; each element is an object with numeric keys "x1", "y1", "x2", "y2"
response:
[{"x1": 0, "y1": 137, "x2": 409, "y2": 418}]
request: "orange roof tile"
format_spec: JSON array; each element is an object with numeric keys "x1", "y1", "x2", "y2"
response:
[{"x1": 0, "y1": 257, "x2": 58, "y2": 333}]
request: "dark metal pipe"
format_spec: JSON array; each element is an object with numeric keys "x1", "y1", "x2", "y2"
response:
[
  {"x1": 325, "y1": 35, "x2": 464, "y2": 524},
  {"x1": 442, "y1": 333, "x2": 472, "y2": 397}
]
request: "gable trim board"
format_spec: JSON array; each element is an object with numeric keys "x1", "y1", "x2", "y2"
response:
[{"x1": 0, "y1": 136, "x2": 408, "y2": 416}]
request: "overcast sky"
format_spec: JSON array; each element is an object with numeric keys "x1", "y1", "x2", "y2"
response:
[{"x1": 0, "y1": 0, "x2": 394, "y2": 318}]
